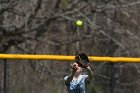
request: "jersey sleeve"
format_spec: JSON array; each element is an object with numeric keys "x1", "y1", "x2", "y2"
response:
[
  {"x1": 83, "y1": 74, "x2": 91, "y2": 83},
  {"x1": 83, "y1": 74, "x2": 88, "y2": 79},
  {"x1": 64, "y1": 76, "x2": 68, "y2": 81}
]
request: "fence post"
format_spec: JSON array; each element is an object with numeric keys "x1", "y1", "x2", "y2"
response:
[
  {"x1": 110, "y1": 63, "x2": 115, "y2": 93},
  {"x1": 3, "y1": 59, "x2": 7, "y2": 93}
]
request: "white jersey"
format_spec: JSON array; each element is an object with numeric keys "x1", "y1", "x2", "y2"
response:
[{"x1": 64, "y1": 74, "x2": 88, "y2": 93}]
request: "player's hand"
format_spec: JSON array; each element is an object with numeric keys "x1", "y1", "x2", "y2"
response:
[
  {"x1": 71, "y1": 63, "x2": 78, "y2": 73},
  {"x1": 75, "y1": 53, "x2": 90, "y2": 68}
]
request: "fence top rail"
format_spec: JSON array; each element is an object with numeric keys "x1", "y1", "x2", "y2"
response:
[{"x1": 0, "y1": 54, "x2": 140, "y2": 63}]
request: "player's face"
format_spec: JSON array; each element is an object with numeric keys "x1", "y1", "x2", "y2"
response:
[{"x1": 76, "y1": 66, "x2": 82, "y2": 73}]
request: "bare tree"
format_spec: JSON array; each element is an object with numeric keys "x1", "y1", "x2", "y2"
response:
[{"x1": 0, "y1": 0, "x2": 140, "y2": 93}]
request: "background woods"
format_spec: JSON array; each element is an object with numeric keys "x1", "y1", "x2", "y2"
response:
[{"x1": 0, "y1": 0, "x2": 140, "y2": 93}]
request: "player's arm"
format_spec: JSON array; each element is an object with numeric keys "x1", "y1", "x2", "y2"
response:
[
  {"x1": 85, "y1": 66, "x2": 93, "y2": 83},
  {"x1": 65, "y1": 71, "x2": 75, "y2": 84},
  {"x1": 76, "y1": 53, "x2": 93, "y2": 82},
  {"x1": 65, "y1": 64, "x2": 77, "y2": 84}
]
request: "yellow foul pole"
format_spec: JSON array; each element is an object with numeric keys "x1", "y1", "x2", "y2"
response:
[{"x1": 0, "y1": 54, "x2": 140, "y2": 62}]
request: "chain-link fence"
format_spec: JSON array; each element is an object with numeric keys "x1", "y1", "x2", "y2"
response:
[
  {"x1": 0, "y1": 59, "x2": 140, "y2": 93},
  {"x1": 0, "y1": 59, "x2": 72, "y2": 93}
]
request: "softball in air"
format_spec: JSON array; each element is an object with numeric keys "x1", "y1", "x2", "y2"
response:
[{"x1": 75, "y1": 20, "x2": 83, "y2": 27}]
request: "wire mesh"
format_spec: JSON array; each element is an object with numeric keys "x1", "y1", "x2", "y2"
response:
[{"x1": 0, "y1": 60, "x2": 140, "y2": 93}]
